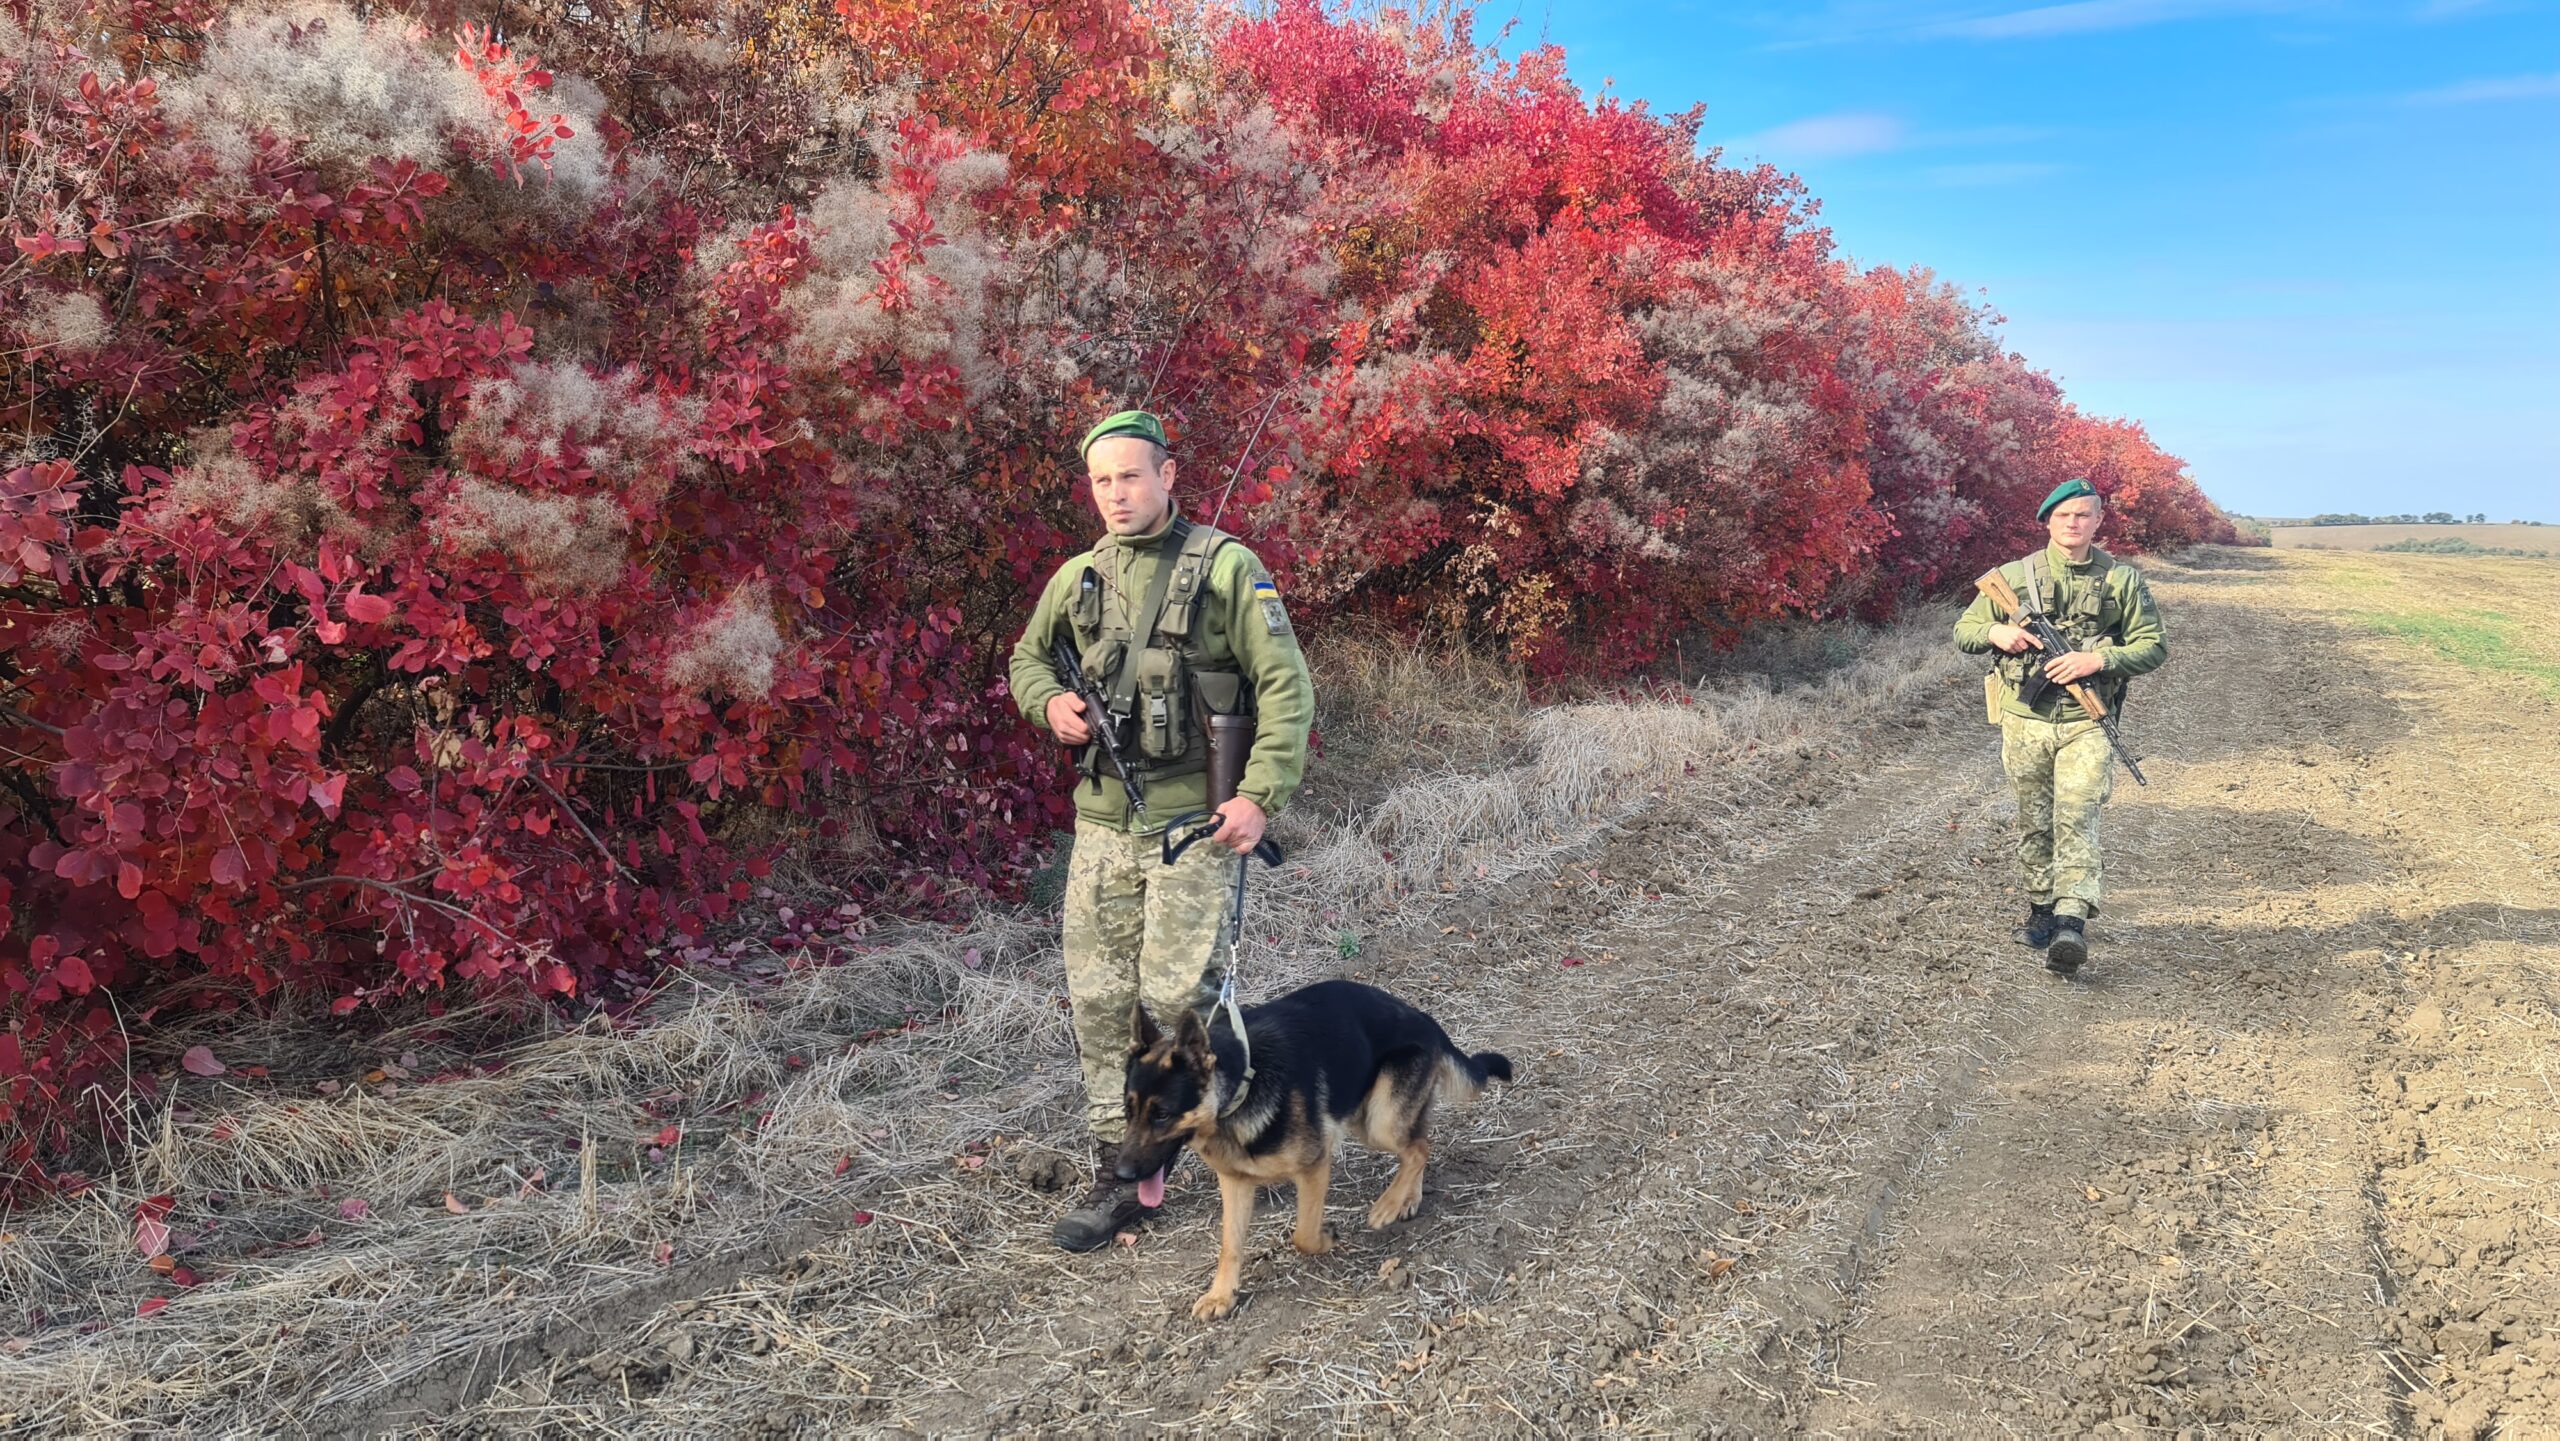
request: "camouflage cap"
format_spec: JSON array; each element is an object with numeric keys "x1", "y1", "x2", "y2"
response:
[
  {"x1": 2038, "y1": 477, "x2": 2098, "y2": 521},
  {"x1": 1079, "y1": 409, "x2": 1170, "y2": 459}
]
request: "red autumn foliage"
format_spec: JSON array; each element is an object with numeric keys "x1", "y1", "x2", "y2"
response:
[{"x1": 0, "y1": 0, "x2": 2249, "y2": 1188}]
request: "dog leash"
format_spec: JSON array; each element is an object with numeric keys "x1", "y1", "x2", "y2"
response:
[{"x1": 1162, "y1": 816, "x2": 1282, "y2": 1117}]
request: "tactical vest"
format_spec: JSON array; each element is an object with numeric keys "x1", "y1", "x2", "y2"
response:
[
  {"x1": 1065, "y1": 519, "x2": 1248, "y2": 782},
  {"x1": 1996, "y1": 547, "x2": 2130, "y2": 708}
]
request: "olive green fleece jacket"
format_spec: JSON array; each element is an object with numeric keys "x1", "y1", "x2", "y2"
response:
[
  {"x1": 1953, "y1": 543, "x2": 2168, "y2": 722},
  {"x1": 1008, "y1": 513, "x2": 1315, "y2": 834}
]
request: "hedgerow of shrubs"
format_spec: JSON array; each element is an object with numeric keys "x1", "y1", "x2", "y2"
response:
[{"x1": 0, "y1": 0, "x2": 2250, "y2": 1187}]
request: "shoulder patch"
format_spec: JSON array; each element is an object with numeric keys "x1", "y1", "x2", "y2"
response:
[{"x1": 1251, "y1": 575, "x2": 1293, "y2": 637}]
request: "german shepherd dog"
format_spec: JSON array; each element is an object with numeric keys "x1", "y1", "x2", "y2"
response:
[{"x1": 1117, "y1": 980, "x2": 1512, "y2": 1320}]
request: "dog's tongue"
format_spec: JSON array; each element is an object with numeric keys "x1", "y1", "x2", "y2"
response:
[{"x1": 1136, "y1": 1168, "x2": 1166, "y2": 1210}]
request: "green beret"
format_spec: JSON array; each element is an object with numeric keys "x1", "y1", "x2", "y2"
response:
[
  {"x1": 1078, "y1": 409, "x2": 1170, "y2": 459},
  {"x1": 2038, "y1": 477, "x2": 2097, "y2": 521}
]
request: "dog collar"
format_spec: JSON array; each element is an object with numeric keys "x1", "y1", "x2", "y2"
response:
[{"x1": 1215, "y1": 986, "x2": 1256, "y2": 1118}]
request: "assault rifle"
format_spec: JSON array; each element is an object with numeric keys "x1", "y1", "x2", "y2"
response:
[
  {"x1": 1051, "y1": 639, "x2": 1147, "y2": 820},
  {"x1": 1974, "y1": 569, "x2": 2149, "y2": 786}
]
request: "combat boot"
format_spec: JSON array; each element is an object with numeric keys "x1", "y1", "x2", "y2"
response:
[
  {"x1": 2017, "y1": 901, "x2": 2058, "y2": 949},
  {"x1": 2046, "y1": 915, "x2": 2087, "y2": 975},
  {"x1": 1052, "y1": 1143, "x2": 1154, "y2": 1252}
]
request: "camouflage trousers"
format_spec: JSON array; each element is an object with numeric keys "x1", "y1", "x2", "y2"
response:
[
  {"x1": 2000, "y1": 712, "x2": 2115, "y2": 919},
  {"x1": 1061, "y1": 817, "x2": 1235, "y2": 1144}
]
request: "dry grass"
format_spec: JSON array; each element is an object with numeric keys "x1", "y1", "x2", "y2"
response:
[{"x1": 0, "y1": 620, "x2": 1973, "y2": 1434}]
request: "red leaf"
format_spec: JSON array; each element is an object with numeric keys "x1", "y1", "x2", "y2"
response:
[
  {"x1": 52, "y1": 952, "x2": 97, "y2": 994},
  {"x1": 134, "y1": 1214, "x2": 171, "y2": 1258},
  {"x1": 209, "y1": 846, "x2": 246, "y2": 887},
  {"x1": 343, "y1": 592, "x2": 394, "y2": 624},
  {"x1": 170, "y1": 1266, "x2": 203, "y2": 1288},
  {"x1": 832, "y1": 1155, "x2": 852, "y2": 1176},
  {"x1": 135, "y1": 1298, "x2": 169, "y2": 1318},
  {"x1": 181, "y1": 1046, "x2": 226, "y2": 1077},
  {"x1": 651, "y1": 1124, "x2": 680, "y2": 1147},
  {"x1": 338, "y1": 1198, "x2": 371, "y2": 1221}
]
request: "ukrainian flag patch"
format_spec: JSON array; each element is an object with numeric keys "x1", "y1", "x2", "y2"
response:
[{"x1": 1252, "y1": 576, "x2": 1292, "y2": 636}]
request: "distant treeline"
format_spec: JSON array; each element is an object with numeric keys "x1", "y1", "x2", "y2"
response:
[{"x1": 2294, "y1": 512, "x2": 2544, "y2": 526}]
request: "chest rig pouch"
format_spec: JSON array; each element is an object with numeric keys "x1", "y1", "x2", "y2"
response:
[
  {"x1": 2001, "y1": 549, "x2": 2128, "y2": 712},
  {"x1": 1069, "y1": 520, "x2": 1247, "y2": 781}
]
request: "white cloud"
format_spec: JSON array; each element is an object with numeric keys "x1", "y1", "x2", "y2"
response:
[
  {"x1": 2401, "y1": 71, "x2": 2560, "y2": 104},
  {"x1": 1720, "y1": 111, "x2": 1908, "y2": 158}
]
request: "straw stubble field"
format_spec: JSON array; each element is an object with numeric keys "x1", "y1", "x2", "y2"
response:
[{"x1": 2, "y1": 548, "x2": 2555, "y2": 1436}]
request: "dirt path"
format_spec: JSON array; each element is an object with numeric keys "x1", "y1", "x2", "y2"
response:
[
  {"x1": 1768, "y1": 549, "x2": 2560, "y2": 1437},
  {"x1": 26, "y1": 549, "x2": 2537, "y2": 1437},
  {"x1": 395, "y1": 549, "x2": 2555, "y2": 1436}
]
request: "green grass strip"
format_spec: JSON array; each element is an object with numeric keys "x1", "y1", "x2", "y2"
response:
[{"x1": 2359, "y1": 609, "x2": 2560, "y2": 695}]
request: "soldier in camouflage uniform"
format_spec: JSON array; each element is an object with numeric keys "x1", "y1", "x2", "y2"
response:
[
  {"x1": 1953, "y1": 479, "x2": 2167, "y2": 974},
  {"x1": 1007, "y1": 410, "x2": 1315, "y2": 1250}
]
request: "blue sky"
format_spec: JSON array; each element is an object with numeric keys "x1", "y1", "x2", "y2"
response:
[{"x1": 1489, "y1": 1, "x2": 2560, "y2": 522}]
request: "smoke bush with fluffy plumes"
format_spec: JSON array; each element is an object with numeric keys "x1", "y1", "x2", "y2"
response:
[
  {"x1": 165, "y1": 2, "x2": 484, "y2": 173},
  {"x1": 1139, "y1": 98, "x2": 1336, "y2": 301},
  {"x1": 163, "y1": 0, "x2": 604, "y2": 200},
  {"x1": 430, "y1": 479, "x2": 629, "y2": 594},
  {"x1": 537, "y1": 75, "x2": 611, "y2": 198},
  {"x1": 1567, "y1": 430, "x2": 1680, "y2": 562},
  {"x1": 156, "y1": 435, "x2": 351, "y2": 546},
  {"x1": 16, "y1": 292, "x2": 107, "y2": 354},
  {"x1": 782, "y1": 144, "x2": 1021, "y2": 397},
  {"x1": 447, "y1": 360, "x2": 696, "y2": 504},
  {"x1": 665, "y1": 583, "x2": 784, "y2": 700}
]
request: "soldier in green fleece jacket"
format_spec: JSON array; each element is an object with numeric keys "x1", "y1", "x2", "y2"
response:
[
  {"x1": 1007, "y1": 409, "x2": 1315, "y2": 1252},
  {"x1": 1953, "y1": 479, "x2": 2168, "y2": 975}
]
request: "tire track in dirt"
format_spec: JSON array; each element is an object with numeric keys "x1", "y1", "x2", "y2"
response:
[{"x1": 1790, "y1": 550, "x2": 2560, "y2": 1438}]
